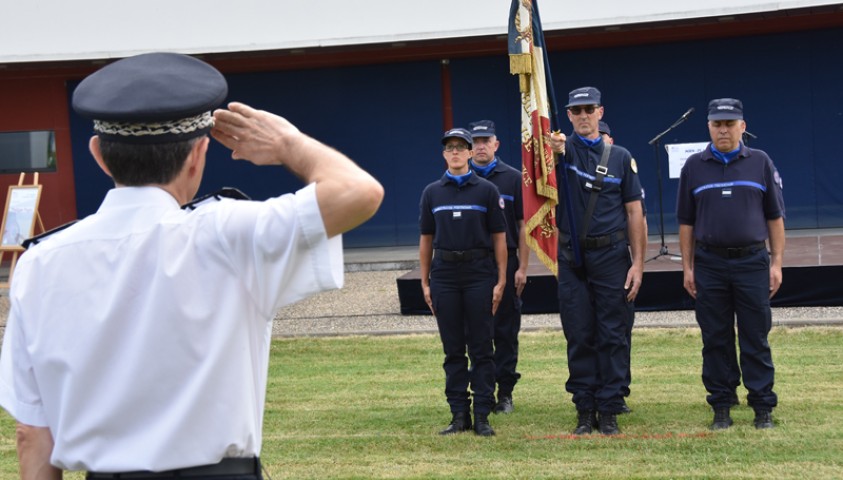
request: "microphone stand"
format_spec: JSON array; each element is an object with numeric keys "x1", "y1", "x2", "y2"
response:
[
  {"x1": 645, "y1": 110, "x2": 692, "y2": 262},
  {"x1": 743, "y1": 130, "x2": 757, "y2": 146}
]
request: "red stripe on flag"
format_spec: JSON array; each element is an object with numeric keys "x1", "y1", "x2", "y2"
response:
[{"x1": 511, "y1": 0, "x2": 558, "y2": 275}]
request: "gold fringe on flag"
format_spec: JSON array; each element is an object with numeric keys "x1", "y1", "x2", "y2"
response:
[{"x1": 509, "y1": 53, "x2": 532, "y2": 76}]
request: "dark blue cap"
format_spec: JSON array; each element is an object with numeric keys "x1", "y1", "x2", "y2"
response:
[
  {"x1": 468, "y1": 120, "x2": 496, "y2": 138},
  {"x1": 72, "y1": 52, "x2": 228, "y2": 143},
  {"x1": 598, "y1": 121, "x2": 611, "y2": 136},
  {"x1": 707, "y1": 98, "x2": 744, "y2": 120},
  {"x1": 441, "y1": 128, "x2": 472, "y2": 146},
  {"x1": 566, "y1": 86, "x2": 601, "y2": 107}
]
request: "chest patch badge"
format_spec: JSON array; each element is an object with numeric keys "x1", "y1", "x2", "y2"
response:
[
  {"x1": 630, "y1": 158, "x2": 638, "y2": 174},
  {"x1": 453, "y1": 211, "x2": 462, "y2": 220},
  {"x1": 721, "y1": 188, "x2": 732, "y2": 198}
]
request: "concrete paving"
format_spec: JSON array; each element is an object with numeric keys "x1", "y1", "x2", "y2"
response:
[{"x1": 3, "y1": 241, "x2": 842, "y2": 339}]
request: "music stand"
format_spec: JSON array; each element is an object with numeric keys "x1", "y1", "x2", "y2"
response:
[{"x1": 645, "y1": 109, "x2": 693, "y2": 262}]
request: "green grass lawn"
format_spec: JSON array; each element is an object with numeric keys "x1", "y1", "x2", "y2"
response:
[{"x1": 2, "y1": 327, "x2": 842, "y2": 479}]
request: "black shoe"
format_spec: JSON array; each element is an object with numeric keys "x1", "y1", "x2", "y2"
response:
[
  {"x1": 439, "y1": 412, "x2": 472, "y2": 435},
  {"x1": 598, "y1": 412, "x2": 620, "y2": 435},
  {"x1": 619, "y1": 400, "x2": 632, "y2": 414},
  {"x1": 493, "y1": 395, "x2": 514, "y2": 414},
  {"x1": 710, "y1": 407, "x2": 733, "y2": 430},
  {"x1": 754, "y1": 410, "x2": 774, "y2": 429},
  {"x1": 474, "y1": 413, "x2": 495, "y2": 436},
  {"x1": 573, "y1": 409, "x2": 597, "y2": 435}
]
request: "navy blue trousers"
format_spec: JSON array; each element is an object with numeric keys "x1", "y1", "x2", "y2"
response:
[
  {"x1": 694, "y1": 246, "x2": 777, "y2": 411},
  {"x1": 493, "y1": 253, "x2": 522, "y2": 397},
  {"x1": 430, "y1": 256, "x2": 496, "y2": 415},
  {"x1": 558, "y1": 242, "x2": 633, "y2": 414}
]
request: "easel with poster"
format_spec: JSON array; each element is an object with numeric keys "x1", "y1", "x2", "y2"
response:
[{"x1": 0, "y1": 173, "x2": 45, "y2": 288}]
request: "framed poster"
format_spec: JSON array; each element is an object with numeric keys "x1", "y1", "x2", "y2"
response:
[
  {"x1": 666, "y1": 142, "x2": 708, "y2": 179},
  {"x1": 1, "y1": 185, "x2": 42, "y2": 250}
]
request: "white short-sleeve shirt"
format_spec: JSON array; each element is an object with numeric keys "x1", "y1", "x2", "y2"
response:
[{"x1": 0, "y1": 183, "x2": 343, "y2": 472}]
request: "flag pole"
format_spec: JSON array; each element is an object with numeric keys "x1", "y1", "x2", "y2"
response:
[{"x1": 531, "y1": 0, "x2": 583, "y2": 267}]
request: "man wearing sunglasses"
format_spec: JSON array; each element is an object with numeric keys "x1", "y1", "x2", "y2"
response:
[{"x1": 549, "y1": 86, "x2": 647, "y2": 436}]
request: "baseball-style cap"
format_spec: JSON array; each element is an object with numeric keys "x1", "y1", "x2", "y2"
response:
[
  {"x1": 566, "y1": 86, "x2": 601, "y2": 107},
  {"x1": 468, "y1": 120, "x2": 496, "y2": 138},
  {"x1": 707, "y1": 98, "x2": 744, "y2": 121},
  {"x1": 441, "y1": 128, "x2": 472, "y2": 146},
  {"x1": 598, "y1": 121, "x2": 611, "y2": 136},
  {"x1": 72, "y1": 52, "x2": 228, "y2": 143}
]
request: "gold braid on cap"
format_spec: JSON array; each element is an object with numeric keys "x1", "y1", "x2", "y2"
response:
[{"x1": 94, "y1": 111, "x2": 214, "y2": 137}]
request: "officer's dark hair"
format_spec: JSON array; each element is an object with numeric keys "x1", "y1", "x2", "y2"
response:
[{"x1": 98, "y1": 136, "x2": 201, "y2": 186}]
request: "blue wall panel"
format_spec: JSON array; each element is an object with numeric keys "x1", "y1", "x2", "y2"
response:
[
  {"x1": 450, "y1": 56, "x2": 523, "y2": 173},
  {"x1": 70, "y1": 27, "x2": 843, "y2": 248},
  {"x1": 810, "y1": 29, "x2": 843, "y2": 228},
  {"x1": 71, "y1": 61, "x2": 444, "y2": 247}
]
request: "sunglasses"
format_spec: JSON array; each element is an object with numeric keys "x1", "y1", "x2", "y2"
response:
[
  {"x1": 444, "y1": 144, "x2": 470, "y2": 152},
  {"x1": 568, "y1": 105, "x2": 598, "y2": 115}
]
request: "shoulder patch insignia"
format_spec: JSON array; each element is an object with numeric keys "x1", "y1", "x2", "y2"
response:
[
  {"x1": 630, "y1": 158, "x2": 638, "y2": 174},
  {"x1": 499, "y1": 197, "x2": 505, "y2": 209}
]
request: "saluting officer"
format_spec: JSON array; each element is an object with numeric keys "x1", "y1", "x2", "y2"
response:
[
  {"x1": 419, "y1": 128, "x2": 507, "y2": 437},
  {"x1": 677, "y1": 98, "x2": 785, "y2": 430},
  {"x1": 468, "y1": 120, "x2": 528, "y2": 415},
  {"x1": 0, "y1": 52, "x2": 383, "y2": 479},
  {"x1": 548, "y1": 86, "x2": 647, "y2": 436}
]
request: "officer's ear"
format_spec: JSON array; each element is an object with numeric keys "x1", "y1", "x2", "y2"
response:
[
  {"x1": 185, "y1": 136, "x2": 210, "y2": 179},
  {"x1": 89, "y1": 136, "x2": 113, "y2": 179}
]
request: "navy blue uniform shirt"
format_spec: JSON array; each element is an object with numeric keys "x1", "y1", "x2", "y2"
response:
[
  {"x1": 471, "y1": 157, "x2": 523, "y2": 250},
  {"x1": 556, "y1": 136, "x2": 642, "y2": 237},
  {"x1": 419, "y1": 171, "x2": 507, "y2": 250},
  {"x1": 676, "y1": 142, "x2": 785, "y2": 247}
]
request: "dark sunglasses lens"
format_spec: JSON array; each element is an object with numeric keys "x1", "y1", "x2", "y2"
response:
[{"x1": 570, "y1": 106, "x2": 596, "y2": 114}]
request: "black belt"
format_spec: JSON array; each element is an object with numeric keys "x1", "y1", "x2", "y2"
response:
[
  {"x1": 562, "y1": 230, "x2": 627, "y2": 250},
  {"x1": 87, "y1": 457, "x2": 259, "y2": 479},
  {"x1": 697, "y1": 241, "x2": 766, "y2": 259},
  {"x1": 434, "y1": 249, "x2": 490, "y2": 262}
]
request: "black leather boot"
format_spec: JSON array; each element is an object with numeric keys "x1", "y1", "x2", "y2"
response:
[
  {"x1": 573, "y1": 409, "x2": 597, "y2": 435},
  {"x1": 493, "y1": 395, "x2": 514, "y2": 414},
  {"x1": 711, "y1": 407, "x2": 733, "y2": 430},
  {"x1": 598, "y1": 412, "x2": 620, "y2": 435},
  {"x1": 474, "y1": 413, "x2": 495, "y2": 436},
  {"x1": 753, "y1": 409, "x2": 774, "y2": 429},
  {"x1": 439, "y1": 412, "x2": 472, "y2": 435}
]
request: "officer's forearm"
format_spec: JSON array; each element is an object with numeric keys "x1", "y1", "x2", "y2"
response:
[
  {"x1": 419, "y1": 235, "x2": 433, "y2": 287},
  {"x1": 767, "y1": 217, "x2": 785, "y2": 269},
  {"x1": 517, "y1": 220, "x2": 529, "y2": 270},
  {"x1": 679, "y1": 225, "x2": 695, "y2": 270},
  {"x1": 625, "y1": 201, "x2": 646, "y2": 267},
  {"x1": 493, "y1": 232, "x2": 507, "y2": 286},
  {"x1": 16, "y1": 423, "x2": 61, "y2": 480}
]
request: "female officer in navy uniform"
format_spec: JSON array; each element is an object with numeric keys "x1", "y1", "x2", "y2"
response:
[{"x1": 419, "y1": 128, "x2": 507, "y2": 437}]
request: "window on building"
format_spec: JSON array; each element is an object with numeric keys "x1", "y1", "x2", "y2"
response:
[{"x1": 0, "y1": 130, "x2": 57, "y2": 173}]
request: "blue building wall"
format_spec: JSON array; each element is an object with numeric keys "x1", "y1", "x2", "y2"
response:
[{"x1": 70, "y1": 27, "x2": 843, "y2": 247}]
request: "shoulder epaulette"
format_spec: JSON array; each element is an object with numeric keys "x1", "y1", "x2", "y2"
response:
[
  {"x1": 22, "y1": 220, "x2": 78, "y2": 250},
  {"x1": 181, "y1": 187, "x2": 251, "y2": 211}
]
